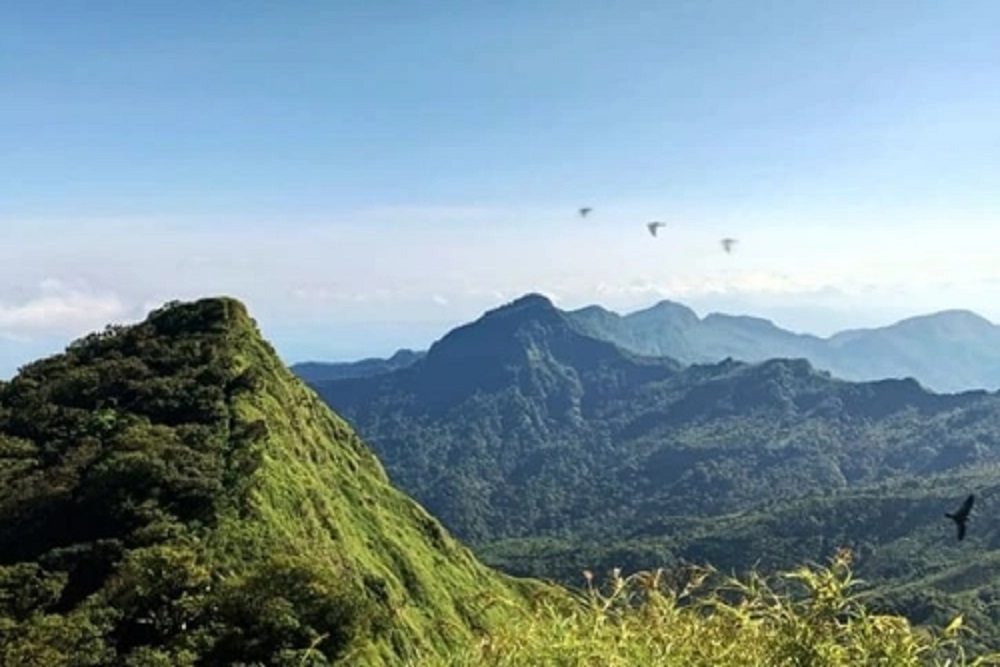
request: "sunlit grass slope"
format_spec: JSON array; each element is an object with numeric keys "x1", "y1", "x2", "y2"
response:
[
  {"x1": 0, "y1": 297, "x2": 547, "y2": 665},
  {"x1": 206, "y1": 298, "x2": 550, "y2": 664}
]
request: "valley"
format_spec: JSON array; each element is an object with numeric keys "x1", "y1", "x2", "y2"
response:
[{"x1": 305, "y1": 294, "x2": 1000, "y2": 651}]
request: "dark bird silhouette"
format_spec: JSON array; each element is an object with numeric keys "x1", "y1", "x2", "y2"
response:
[
  {"x1": 647, "y1": 221, "x2": 667, "y2": 237},
  {"x1": 579, "y1": 207, "x2": 592, "y2": 218},
  {"x1": 721, "y1": 238, "x2": 738, "y2": 253},
  {"x1": 945, "y1": 494, "x2": 975, "y2": 541}
]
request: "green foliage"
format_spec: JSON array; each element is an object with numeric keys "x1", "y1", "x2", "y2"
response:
[
  {"x1": 0, "y1": 296, "x2": 544, "y2": 665},
  {"x1": 451, "y1": 551, "x2": 1000, "y2": 666},
  {"x1": 309, "y1": 295, "x2": 1000, "y2": 653},
  {"x1": 0, "y1": 606, "x2": 117, "y2": 667},
  {"x1": 448, "y1": 551, "x2": 1000, "y2": 667},
  {"x1": 1, "y1": 295, "x2": 993, "y2": 664}
]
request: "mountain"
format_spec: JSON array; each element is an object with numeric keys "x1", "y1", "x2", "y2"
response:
[
  {"x1": 823, "y1": 310, "x2": 1000, "y2": 392},
  {"x1": 310, "y1": 295, "x2": 1000, "y2": 648},
  {"x1": 315, "y1": 294, "x2": 683, "y2": 543},
  {"x1": 296, "y1": 297, "x2": 1000, "y2": 394},
  {"x1": 316, "y1": 294, "x2": 1000, "y2": 545},
  {"x1": 0, "y1": 297, "x2": 546, "y2": 666},
  {"x1": 567, "y1": 301, "x2": 1000, "y2": 393},
  {"x1": 570, "y1": 300, "x2": 824, "y2": 363},
  {"x1": 291, "y1": 348, "x2": 425, "y2": 383}
]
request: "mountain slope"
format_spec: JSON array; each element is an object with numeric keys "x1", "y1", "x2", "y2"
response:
[
  {"x1": 291, "y1": 348, "x2": 425, "y2": 383},
  {"x1": 293, "y1": 297, "x2": 1000, "y2": 394},
  {"x1": 310, "y1": 296, "x2": 1000, "y2": 646},
  {"x1": 0, "y1": 297, "x2": 545, "y2": 666},
  {"x1": 313, "y1": 295, "x2": 1000, "y2": 544},
  {"x1": 315, "y1": 294, "x2": 682, "y2": 542},
  {"x1": 567, "y1": 300, "x2": 825, "y2": 363},
  {"x1": 479, "y1": 467, "x2": 1000, "y2": 652},
  {"x1": 825, "y1": 310, "x2": 1000, "y2": 393},
  {"x1": 567, "y1": 300, "x2": 1000, "y2": 393}
]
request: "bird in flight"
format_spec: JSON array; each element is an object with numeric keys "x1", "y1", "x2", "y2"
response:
[
  {"x1": 721, "y1": 238, "x2": 738, "y2": 253},
  {"x1": 579, "y1": 207, "x2": 592, "y2": 218},
  {"x1": 945, "y1": 494, "x2": 975, "y2": 541},
  {"x1": 647, "y1": 221, "x2": 667, "y2": 237}
]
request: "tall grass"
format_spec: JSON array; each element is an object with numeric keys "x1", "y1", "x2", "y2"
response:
[{"x1": 444, "y1": 549, "x2": 1000, "y2": 666}]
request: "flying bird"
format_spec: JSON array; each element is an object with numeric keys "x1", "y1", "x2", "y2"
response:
[
  {"x1": 721, "y1": 238, "x2": 738, "y2": 253},
  {"x1": 945, "y1": 494, "x2": 975, "y2": 541},
  {"x1": 647, "y1": 221, "x2": 667, "y2": 237},
  {"x1": 579, "y1": 207, "x2": 592, "y2": 218}
]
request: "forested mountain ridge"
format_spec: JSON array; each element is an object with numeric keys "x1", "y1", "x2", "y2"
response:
[
  {"x1": 314, "y1": 293, "x2": 1000, "y2": 544},
  {"x1": 295, "y1": 295, "x2": 1000, "y2": 393},
  {"x1": 0, "y1": 297, "x2": 546, "y2": 666},
  {"x1": 1, "y1": 295, "x2": 995, "y2": 663},
  {"x1": 568, "y1": 301, "x2": 1000, "y2": 393},
  {"x1": 311, "y1": 294, "x2": 1000, "y2": 649}
]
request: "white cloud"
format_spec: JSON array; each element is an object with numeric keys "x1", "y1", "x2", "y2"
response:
[
  {"x1": 0, "y1": 279, "x2": 131, "y2": 339},
  {"x1": 463, "y1": 287, "x2": 508, "y2": 302},
  {"x1": 5, "y1": 212, "x2": 1000, "y2": 352},
  {"x1": 589, "y1": 271, "x2": 840, "y2": 304}
]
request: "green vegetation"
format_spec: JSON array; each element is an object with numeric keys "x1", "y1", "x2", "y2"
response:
[
  {"x1": 311, "y1": 293, "x2": 1000, "y2": 650},
  {"x1": 0, "y1": 297, "x2": 544, "y2": 665},
  {"x1": 454, "y1": 550, "x2": 1000, "y2": 666},
  {"x1": 2, "y1": 295, "x2": 997, "y2": 664}
]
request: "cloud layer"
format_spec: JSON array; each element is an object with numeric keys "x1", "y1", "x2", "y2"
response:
[
  {"x1": 2, "y1": 212, "x2": 999, "y2": 369},
  {"x1": 0, "y1": 279, "x2": 133, "y2": 339}
]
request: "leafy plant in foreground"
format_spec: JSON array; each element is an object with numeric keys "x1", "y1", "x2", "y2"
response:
[{"x1": 451, "y1": 550, "x2": 1000, "y2": 666}]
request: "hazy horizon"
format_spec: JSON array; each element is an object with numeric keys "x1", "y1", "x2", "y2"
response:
[
  {"x1": 1, "y1": 288, "x2": 995, "y2": 379},
  {"x1": 3, "y1": 1, "x2": 999, "y2": 376}
]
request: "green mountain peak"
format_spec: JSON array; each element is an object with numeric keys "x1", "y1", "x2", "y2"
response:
[{"x1": 0, "y1": 296, "x2": 543, "y2": 666}]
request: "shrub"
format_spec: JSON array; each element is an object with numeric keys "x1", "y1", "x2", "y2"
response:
[{"x1": 455, "y1": 550, "x2": 1000, "y2": 666}]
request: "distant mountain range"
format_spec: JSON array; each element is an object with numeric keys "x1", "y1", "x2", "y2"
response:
[
  {"x1": 571, "y1": 301, "x2": 1000, "y2": 394},
  {"x1": 305, "y1": 293, "x2": 1000, "y2": 648},
  {"x1": 293, "y1": 295, "x2": 1000, "y2": 393},
  {"x1": 293, "y1": 348, "x2": 426, "y2": 383},
  {"x1": 311, "y1": 293, "x2": 999, "y2": 545}
]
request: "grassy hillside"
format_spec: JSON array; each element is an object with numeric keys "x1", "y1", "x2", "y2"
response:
[{"x1": 0, "y1": 297, "x2": 547, "y2": 666}]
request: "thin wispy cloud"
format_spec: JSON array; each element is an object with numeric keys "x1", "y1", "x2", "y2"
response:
[
  {"x1": 0, "y1": 279, "x2": 131, "y2": 339},
  {"x1": 4, "y1": 216, "x2": 999, "y2": 330},
  {"x1": 3, "y1": 0, "x2": 1000, "y2": 371}
]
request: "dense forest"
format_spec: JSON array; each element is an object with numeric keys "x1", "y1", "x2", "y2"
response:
[
  {"x1": 311, "y1": 294, "x2": 1000, "y2": 651},
  {"x1": 1, "y1": 296, "x2": 996, "y2": 664},
  {"x1": 0, "y1": 298, "x2": 545, "y2": 665}
]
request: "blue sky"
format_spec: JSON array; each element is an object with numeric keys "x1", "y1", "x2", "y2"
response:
[{"x1": 2, "y1": 1, "x2": 1000, "y2": 376}]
